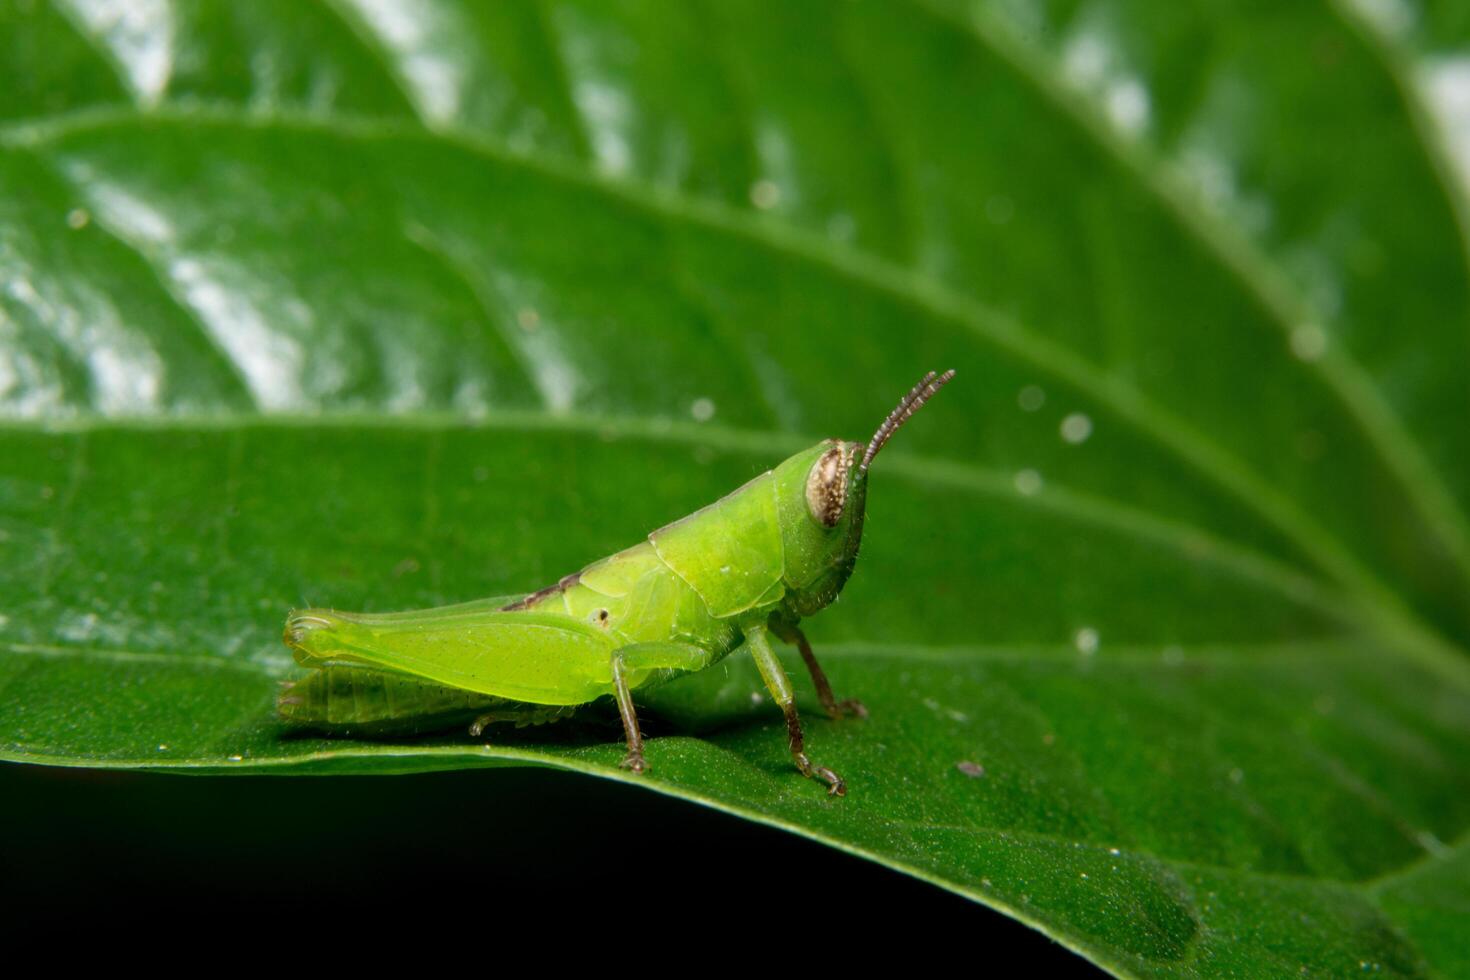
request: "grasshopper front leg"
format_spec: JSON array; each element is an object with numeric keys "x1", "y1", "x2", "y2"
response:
[
  {"x1": 746, "y1": 624, "x2": 845, "y2": 796},
  {"x1": 610, "y1": 651, "x2": 648, "y2": 773},
  {"x1": 609, "y1": 641, "x2": 719, "y2": 774},
  {"x1": 770, "y1": 619, "x2": 867, "y2": 721}
]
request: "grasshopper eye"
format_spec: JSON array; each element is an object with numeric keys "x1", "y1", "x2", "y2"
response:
[{"x1": 805, "y1": 445, "x2": 851, "y2": 528}]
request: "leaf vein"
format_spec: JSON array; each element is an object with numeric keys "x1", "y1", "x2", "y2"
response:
[
  {"x1": 0, "y1": 409, "x2": 1358, "y2": 628},
  {"x1": 912, "y1": 0, "x2": 1470, "y2": 604}
]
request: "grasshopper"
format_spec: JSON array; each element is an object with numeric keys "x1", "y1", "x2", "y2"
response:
[{"x1": 280, "y1": 370, "x2": 955, "y2": 795}]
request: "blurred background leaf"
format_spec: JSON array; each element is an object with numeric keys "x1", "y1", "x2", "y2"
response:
[{"x1": 2, "y1": 1, "x2": 1469, "y2": 975}]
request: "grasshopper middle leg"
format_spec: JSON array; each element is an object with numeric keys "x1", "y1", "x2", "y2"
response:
[{"x1": 747, "y1": 624, "x2": 845, "y2": 796}]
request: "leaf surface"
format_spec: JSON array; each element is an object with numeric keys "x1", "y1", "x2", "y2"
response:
[{"x1": 2, "y1": 2, "x2": 1469, "y2": 975}]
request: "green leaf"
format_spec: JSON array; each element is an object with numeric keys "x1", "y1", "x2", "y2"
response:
[{"x1": 2, "y1": 2, "x2": 1469, "y2": 975}]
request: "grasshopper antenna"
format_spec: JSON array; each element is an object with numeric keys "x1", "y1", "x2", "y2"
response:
[{"x1": 861, "y1": 369, "x2": 956, "y2": 472}]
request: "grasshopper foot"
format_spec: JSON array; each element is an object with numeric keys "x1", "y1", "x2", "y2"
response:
[
  {"x1": 814, "y1": 765, "x2": 846, "y2": 796},
  {"x1": 827, "y1": 697, "x2": 868, "y2": 721},
  {"x1": 620, "y1": 751, "x2": 649, "y2": 774},
  {"x1": 794, "y1": 752, "x2": 847, "y2": 796}
]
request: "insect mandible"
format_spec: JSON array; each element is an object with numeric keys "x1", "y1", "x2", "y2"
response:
[{"x1": 280, "y1": 370, "x2": 956, "y2": 795}]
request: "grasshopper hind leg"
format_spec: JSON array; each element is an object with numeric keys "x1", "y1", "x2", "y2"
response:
[{"x1": 468, "y1": 702, "x2": 578, "y2": 737}]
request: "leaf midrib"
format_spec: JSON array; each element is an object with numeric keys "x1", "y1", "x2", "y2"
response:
[
  {"x1": 6, "y1": 402, "x2": 1467, "y2": 684},
  {"x1": 0, "y1": 637, "x2": 1378, "y2": 673},
  {"x1": 0, "y1": 408, "x2": 1364, "y2": 632}
]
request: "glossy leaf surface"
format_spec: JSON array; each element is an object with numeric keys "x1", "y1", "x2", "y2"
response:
[{"x1": 2, "y1": 2, "x2": 1469, "y2": 976}]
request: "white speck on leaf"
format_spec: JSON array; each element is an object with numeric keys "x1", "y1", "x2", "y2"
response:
[
  {"x1": 1060, "y1": 412, "x2": 1093, "y2": 444},
  {"x1": 1106, "y1": 78, "x2": 1151, "y2": 134},
  {"x1": 749, "y1": 180, "x2": 780, "y2": 210},
  {"x1": 1290, "y1": 323, "x2": 1328, "y2": 361}
]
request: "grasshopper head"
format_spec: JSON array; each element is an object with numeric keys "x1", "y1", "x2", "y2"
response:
[{"x1": 777, "y1": 370, "x2": 955, "y2": 616}]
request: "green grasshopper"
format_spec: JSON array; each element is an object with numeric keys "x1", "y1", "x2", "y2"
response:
[{"x1": 280, "y1": 370, "x2": 955, "y2": 795}]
